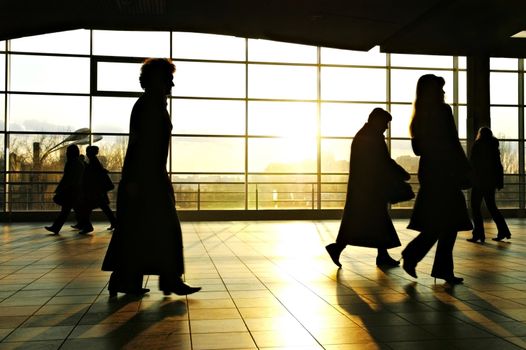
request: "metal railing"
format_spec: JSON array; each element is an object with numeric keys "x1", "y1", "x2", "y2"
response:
[{"x1": 2, "y1": 170, "x2": 524, "y2": 213}]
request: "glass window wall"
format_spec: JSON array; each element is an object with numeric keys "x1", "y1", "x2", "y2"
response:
[{"x1": 0, "y1": 30, "x2": 523, "y2": 213}]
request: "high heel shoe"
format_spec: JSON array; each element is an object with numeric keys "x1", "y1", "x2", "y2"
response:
[
  {"x1": 109, "y1": 288, "x2": 150, "y2": 297},
  {"x1": 325, "y1": 243, "x2": 343, "y2": 268},
  {"x1": 402, "y1": 258, "x2": 417, "y2": 278}
]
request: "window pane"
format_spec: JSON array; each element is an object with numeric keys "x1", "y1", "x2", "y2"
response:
[
  {"x1": 321, "y1": 67, "x2": 386, "y2": 101},
  {"x1": 490, "y1": 72, "x2": 518, "y2": 105},
  {"x1": 173, "y1": 32, "x2": 245, "y2": 61},
  {"x1": 391, "y1": 69, "x2": 454, "y2": 103},
  {"x1": 458, "y1": 57, "x2": 467, "y2": 69},
  {"x1": 321, "y1": 138, "x2": 351, "y2": 173},
  {"x1": 93, "y1": 30, "x2": 170, "y2": 57},
  {"x1": 97, "y1": 62, "x2": 142, "y2": 93},
  {"x1": 92, "y1": 97, "x2": 136, "y2": 133},
  {"x1": 174, "y1": 61, "x2": 245, "y2": 98},
  {"x1": 490, "y1": 58, "x2": 518, "y2": 70},
  {"x1": 248, "y1": 64, "x2": 316, "y2": 99},
  {"x1": 321, "y1": 46, "x2": 385, "y2": 66},
  {"x1": 172, "y1": 137, "x2": 244, "y2": 172},
  {"x1": 491, "y1": 107, "x2": 518, "y2": 139},
  {"x1": 248, "y1": 101, "x2": 316, "y2": 137},
  {"x1": 498, "y1": 174, "x2": 519, "y2": 208},
  {"x1": 321, "y1": 103, "x2": 382, "y2": 137},
  {"x1": 0, "y1": 95, "x2": 4, "y2": 130},
  {"x1": 391, "y1": 53, "x2": 452, "y2": 68},
  {"x1": 249, "y1": 138, "x2": 316, "y2": 173},
  {"x1": 0, "y1": 54, "x2": 5, "y2": 90},
  {"x1": 9, "y1": 133, "x2": 88, "y2": 172},
  {"x1": 0, "y1": 41, "x2": 5, "y2": 51},
  {"x1": 458, "y1": 106, "x2": 467, "y2": 139},
  {"x1": 91, "y1": 135, "x2": 129, "y2": 172},
  {"x1": 389, "y1": 104, "x2": 412, "y2": 138},
  {"x1": 391, "y1": 139, "x2": 419, "y2": 174},
  {"x1": 10, "y1": 55, "x2": 90, "y2": 93},
  {"x1": 500, "y1": 141, "x2": 519, "y2": 174},
  {"x1": 173, "y1": 99, "x2": 245, "y2": 135},
  {"x1": 10, "y1": 30, "x2": 90, "y2": 55},
  {"x1": 248, "y1": 39, "x2": 317, "y2": 63},
  {"x1": 8, "y1": 94, "x2": 90, "y2": 132},
  {"x1": 0, "y1": 134, "x2": 4, "y2": 211},
  {"x1": 458, "y1": 70, "x2": 467, "y2": 104}
]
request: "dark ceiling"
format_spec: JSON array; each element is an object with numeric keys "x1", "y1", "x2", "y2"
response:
[{"x1": 1, "y1": 0, "x2": 525, "y2": 57}]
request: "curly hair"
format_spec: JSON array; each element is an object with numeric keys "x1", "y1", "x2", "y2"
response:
[{"x1": 139, "y1": 58, "x2": 175, "y2": 90}]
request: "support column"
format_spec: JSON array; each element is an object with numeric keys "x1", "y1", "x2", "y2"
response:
[{"x1": 466, "y1": 55, "x2": 490, "y2": 154}]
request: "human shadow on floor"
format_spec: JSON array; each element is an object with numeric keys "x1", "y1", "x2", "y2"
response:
[
  {"x1": 335, "y1": 268, "x2": 456, "y2": 349},
  {"x1": 398, "y1": 278, "x2": 526, "y2": 349},
  {"x1": 68, "y1": 296, "x2": 189, "y2": 348}
]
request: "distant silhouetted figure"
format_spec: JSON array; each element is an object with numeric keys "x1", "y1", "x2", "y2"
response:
[
  {"x1": 102, "y1": 58, "x2": 200, "y2": 297},
  {"x1": 401, "y1": 74, "x2": 472, "y2": 285},
  {"x1": 468, "y1": 127, "x2": 511, "y2": 243},
  {"x1": 45, "y1": 144, "x2": 85, "y2": 235},
  {"x1": 80, "y1": 145, "x2": 117, "y2": 234},
  {"x1": 326, "y1": 108, "x2": 412, "y2": 268}
]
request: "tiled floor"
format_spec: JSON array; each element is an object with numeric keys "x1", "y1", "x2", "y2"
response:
[{"x1": 1, "y1": 219, "x2": 526, "y2": 349}]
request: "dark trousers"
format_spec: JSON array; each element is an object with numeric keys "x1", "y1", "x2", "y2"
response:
[
  {"x1": 471, "y1": 187, "x2": 510, "y2": 238},
  {"x1": 100, "y1": 202, "x2": 117, "y2": 226},
  {"x1": 402, "y1": 231, "x2": 457, "y2": 278},
  {"x1": 50, "y1": 204, "x2": 74, "y2": 232}
]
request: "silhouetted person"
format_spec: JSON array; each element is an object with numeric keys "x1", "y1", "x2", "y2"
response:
[
  {"x1": 102, "y1": 58, "x2": 200, "y2": 297},
  {"x1": 71, "y1": 154, "x2": 89, "y2": 231},
  {"x1": 45, "y1": 144, "x2": 85, "y2": 235},
  {"x1": 81, "y1": 145, "x2": 117, "y2": 234},
  {"x1": 326, "y1": 108, "x2": 411, "y2": 268},
  {"x1": 401, "y1": 74, "x2": 472, "y2": 285},
  {"x1": 468, "y1": 127, "x2": 511, "y2": 243}
]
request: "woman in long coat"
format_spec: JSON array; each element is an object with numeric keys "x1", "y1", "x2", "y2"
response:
[
  {"x1": 402, "y1": 74, "x2": 472, "y2": 284},
  {"x1": 468, "y1": 127, "x2": 510, "y2": 243},
  {"x1": 102, "y1": 58, "x2": 200, "y2": 296},
  {"x1": 81, "y1": 145, "x2": 116, "y2": 233},
  {"x1": 326, "y1": 108, "x2": 411, "y2": 268},
  {"x1": 45, "y1": 144, "x2": 85, "y2": 235}
]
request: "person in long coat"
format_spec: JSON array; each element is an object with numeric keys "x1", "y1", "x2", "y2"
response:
[
  {"x1": 326, "y1": 108, "x2": 411, "y2": 268},
  {"x1": 45, "y1": 144, "x2": 85, "y2": 235},
  {"x1": 102, "y1": 58, "x2": 200, "y2": 297},
  {"x1": 468, "y1": 127, "x2": 511, "y2": 243},
  {"x1": 401, "y1": 74, "x2": 473, "y2": 285},
  {"x1": 80, "y1": 145, "x2": 117, "y2": 234}
]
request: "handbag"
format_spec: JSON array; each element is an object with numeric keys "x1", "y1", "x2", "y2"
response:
[{"x1": 387, "y1": 180, "x2": 415, "y2": 204}]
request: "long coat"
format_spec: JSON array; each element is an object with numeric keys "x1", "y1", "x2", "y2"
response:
[
  {"x1": 408, "y1": 104, "x2": 473, "y2": 232},
  {"x1": 53, "y1": 158, "x2": 84, "y2": 207},
  {"x1": 470, "y1": 136, "x2": 503, "y2": 190},
  {"x1": 102, "y1": 92, "x2": 184, "y2": 276},
  {"x1": 336, "y1": 122, "x2": 409, "y2": 249},
  {"x1": 83, "y1": 156, "x2": 111, "y2": 208}
]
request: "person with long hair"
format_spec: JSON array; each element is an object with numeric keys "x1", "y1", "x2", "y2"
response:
[
  {"x1": 468, "y1": 126, "x2": 511, "y2": 243},
  {"x1": 401, "y1": 74, "x2": 472, "y2": 285},
  {"x1": 102, "y1": 58, "x2": 200, "y2": 297}
]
